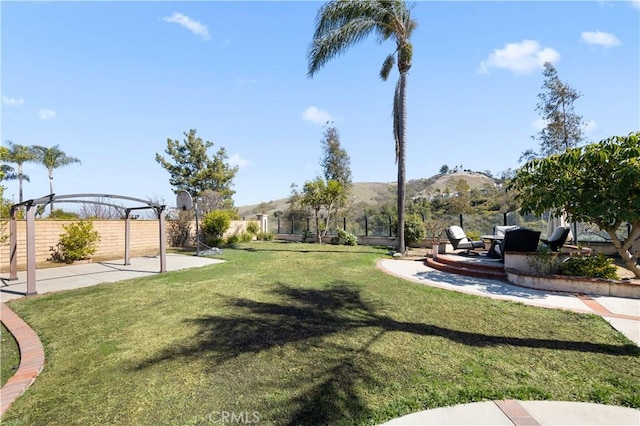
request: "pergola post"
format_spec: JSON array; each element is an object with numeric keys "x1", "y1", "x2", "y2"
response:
[
  {"x1": 124, "y1": 209, "x2": 131, "y2": 265},
  {"x1": 25, "y1": 202, "x2": 37, "y2": 296},
  {"x1": 9, "y1": 206, "x2": 18, "y2": 280},
  {"x1": 158, "y1": 207, "x2": 167, "y2": 272}
]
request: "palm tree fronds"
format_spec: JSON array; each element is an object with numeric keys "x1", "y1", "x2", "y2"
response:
[{"x1": 380, "y1": 54, "x2": 395, "y2": 81}]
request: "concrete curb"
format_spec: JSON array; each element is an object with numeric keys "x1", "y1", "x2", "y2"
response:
[{"x1": 0, "y1": 303, "x2": 45, "y2": 416}]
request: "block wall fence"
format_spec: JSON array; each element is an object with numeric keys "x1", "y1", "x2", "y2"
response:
[{"x1": 0, "y1": 219, "x2": 251, "y2": 272}]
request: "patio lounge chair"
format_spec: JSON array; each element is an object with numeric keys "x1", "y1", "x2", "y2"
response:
[
  {"x1": 541, "y1": 226, "x2": 571, "y2": 252},
  {"x1": 495, "y1": 228, "x2": 541, "y2": 262},
  {"x1": 445, "y1": 225, "x2": 485, "y2": 255}
]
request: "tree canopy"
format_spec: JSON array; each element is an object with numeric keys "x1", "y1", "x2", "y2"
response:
[
  {"x1": 156, "y1": 129, "x2": 238, "y2": 209},
  {"x1": 521, "y1": 62, "x2": 586, "y2": 162},
  {"x1": 511, "y1": 131, "x2": 640, "y2": 277}
]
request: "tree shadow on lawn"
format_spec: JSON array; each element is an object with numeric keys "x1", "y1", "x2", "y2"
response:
[{"x1": 133, "y1": 283, "x2": 638, "y2": 424}]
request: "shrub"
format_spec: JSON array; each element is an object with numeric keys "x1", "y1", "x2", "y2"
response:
[
  {"x1": 527, "y1": 247, "x2": 563, "y2": 275},
  {"x1": 239, "y1": 232, "x2": 254, "y2": 242},
  {"x1": 49, "y1": 220, "x2": 101, "y2": 263},
  {"x1": 226, "y1": 233, "x2": 240, "y2": 245},
  {"x1": 246, "y1": 220, "x2": 260, "y2": 236},
  {"x1": 168, "y1": 210, "x2": 193, "y2": 247},
  {"x1": 48, "y1": 209, "x2": 80, "y2": 220},
  {"x1": 302, "y1": 229, "x2": 313, "y2": 243},
  {"x1": 202, "y1": 210, "x2": 233, "y2": 241},
  {"x1": 558, "y1": 254, "x2": 618, "y2": 280},
  {"x1": 257, "y1": 231, "x2": 274, "y2": 241},
  {"x1": 393, "y1": 214, "x2": 426, "y2": 246},
  {"x1": 336, "y1": 229, "x2": 358, "y2": 246}
]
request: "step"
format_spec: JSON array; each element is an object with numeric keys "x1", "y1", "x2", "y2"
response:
[
  {"x1": 435, "y1": 253, "x2": 505, "y2": 272},
  {"x1": 426, "y1": 257, "x2": 507, "y2": 280}
]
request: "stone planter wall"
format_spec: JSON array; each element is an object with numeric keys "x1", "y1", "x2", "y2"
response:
[{"x1": 503, "y1": 251, "x2": 640, "y2": 299}]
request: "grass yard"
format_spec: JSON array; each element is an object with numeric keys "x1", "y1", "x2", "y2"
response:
[
  {"x1": 1, "y1": 323, "x2": 20, "y2": 387},
  {"x1": 2, "y1": 242, "x2": 639, "y2": 425}
]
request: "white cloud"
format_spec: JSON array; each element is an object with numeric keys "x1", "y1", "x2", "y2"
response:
[
  {"x1": 163, "y1": 12, "x2": 210, "y2": 41},
  {"x1": 477, "y1": 40, "x2": 560, "y2": 74},
  {"x1": 39, "y1": 109, "x2": 56, "y2": 121},
  {"x1": 236, "y1": 79, "x2": 257, "y2": 86},
  {"x1": 302, "y1": 106, "x2": 334, "y2": 125},
  {"x1": 228, "y1": 153, "x2": 250, "y2": 169},
  {"x1": 581, "y1": 31, "x2": 621, "y2": 47},
  {"x1": 531, "y1": 118, "x2": 548, "y2": 131},
  {"x1": 2, "y1": 96, "x2": 24, "y2": 106},
  {"x1": 583, "y1": 120, "x2": 597, "y2": 134}
]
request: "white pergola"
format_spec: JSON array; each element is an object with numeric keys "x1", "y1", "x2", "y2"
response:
[{"x1": 7, "y1": 193, "x2": 167, "y2": 295}]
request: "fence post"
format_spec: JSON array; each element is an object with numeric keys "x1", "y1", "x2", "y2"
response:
[
  {"x1": 503, "y1": 212, "x2": 508, "y2": 226},
  {"x1": 291, "y1": 219, "x2": 294, "y2": 235},
  {"x1": 459, "y1": 214, "x2": 463, "y2": 229},
  {"x1": 389, "y1": 216, "x2": 392, "y2": 237},
  {"x1": 365, "y1": 215, "x2": 368, "y2": 237},
  {"x1": 343, "y1": 217, "x2": 346, "y2": 231},
  {"x1": 277, "y1": 217, "x2": 280, "y2": 234}
]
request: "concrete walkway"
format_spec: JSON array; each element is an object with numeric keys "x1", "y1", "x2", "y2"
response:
[{"x1": 1, "y1": 253, "x2": 223, "y2": 303}]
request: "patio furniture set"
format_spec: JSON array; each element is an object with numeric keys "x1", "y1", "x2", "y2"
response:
[{"x1": 445, "y1": 225, "x2": 571, "y2": 261}]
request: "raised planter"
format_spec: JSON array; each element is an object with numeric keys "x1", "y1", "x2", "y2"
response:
[
  {"x1": 503, "y1": 251, "x2": 640, "y2": 299},
  {"x1": 505, "y1": 269, "x2": 640, "y2": 299}
]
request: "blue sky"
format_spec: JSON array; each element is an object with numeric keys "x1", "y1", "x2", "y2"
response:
[{"x1": 2, "y1": 0, "x2": 639, "y2": 209}]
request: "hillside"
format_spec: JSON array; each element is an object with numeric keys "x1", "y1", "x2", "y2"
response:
[{"x1": 237, "y1": 172, "x2": 497, "y2": 219}]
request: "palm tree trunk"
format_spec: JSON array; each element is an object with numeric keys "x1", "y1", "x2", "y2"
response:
[
  {"x1": 49, "y1": 175, "x2": 54, "y2": 213},
  {"x1": 396, "y1": 72, "x2": 408, "y2": 254}
]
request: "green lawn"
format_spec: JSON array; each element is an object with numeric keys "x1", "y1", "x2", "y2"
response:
[
  {"x1": 1, "y1": 323, "x2": 20, "y2": 387},
  {"x1": 2, "y1": 242, "x2": 639, "y2": 425}
]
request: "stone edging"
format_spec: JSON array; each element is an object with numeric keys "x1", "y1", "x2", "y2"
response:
[
  {"x1": 505, "y1": 269, "x2": 640, "y2": 299},
  {"x1": 0, "y1": 303, "x2": 45, "y2": 417}
]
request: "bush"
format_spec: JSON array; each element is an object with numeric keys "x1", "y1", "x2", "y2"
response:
[
  {"x1": 239, "y1": 232, "x2": 254, "y2": 242},
  {"x1": 202, "y1": 210, "x2": 233, "y2": 241},
  {"x1": 49, "y1": 220, "x2": 101, "y2": 263},
  {"x1": 246, "y1": 221, "x2": 260, "y2": 236},
  {"x1": 48, "y1": 209, "x2": 80, "y2": 219},
  {"x1": 168, "y1": 210, "x2": 193, "y2": 247},
  {"x1": 257, "y1": 231, "x2": 274, "y2": 241},
  {"x1": 302, "y1": 229, "x2": 313, "y2": 243},
  {"x1": 336, "y1": 229, "x2": 358, "y2": 246},
  {"x1": 393, "y1": 214, "x2": 426, "y2": 246},
  {"x1": 226, "y1": 233, "x2": 240, "y2": 245},
  {"x1": 558, "y1": 254, "x2": 618, "y2": 280}
]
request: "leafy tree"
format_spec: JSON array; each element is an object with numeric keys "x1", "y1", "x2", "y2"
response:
[
  {"x1": 300, "y1": 177, "x2": 343, "y2": 243},
  {"x1": 308, "y1": 0, "x2": 417, "y2": 254},
  {"x1": 511, "y1": 131, "x2": 640, "y2": 277},
  {"x1": 155, "y1": 129, "x2": 238, "y2": 208},
  {"x1": 201, "y1": 210, "x2": 234, "y2": 246},
  {"x1": 48, "y1": 208, "x2": 81, "y2": 220},
  {"x1": 320, "y1": 125, "x2": 352, "y2": 229},
  {"x1": 3, "y1": 141, "x2": 38, "y2": 203},
  {"x1": 32, "y1": 145, "x2": 81, "y2": 213},
  {"x1": 439, "y1": 164, "x2": 449, "y2": 174},
  {"x1": 521, "y1": 62, "x2": 586, "y2": 162}
]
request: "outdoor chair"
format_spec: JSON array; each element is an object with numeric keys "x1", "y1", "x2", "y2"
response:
[
  {"x1": 541, "y1": 226, "x2": 571, "y2": 252},
  {"x1": 445, "y1": 225, "x2": 485, "y2": 255},
  {"x1": 495, "y1": 228, "x2": 541, "y2": 262}
]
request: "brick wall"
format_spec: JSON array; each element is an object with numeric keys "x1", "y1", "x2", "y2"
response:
[{"x1": 0, "y1": 219, "x2": 251, "y2": 272}]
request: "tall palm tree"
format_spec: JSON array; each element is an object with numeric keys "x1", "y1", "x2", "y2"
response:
[
  {"x1": 4, "y1": 141, "x2": 38, "y2": 203},
  {"x1": 33, "y1": 145, "x2": 81, "y2": 213},
  {"x1": 308, "y1": 0, "x2": 417, "y2": 254}
]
